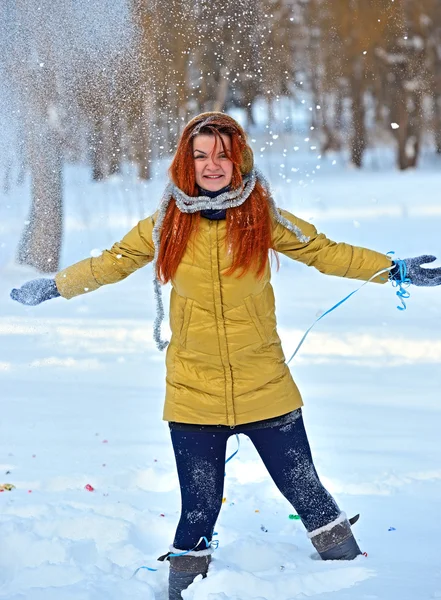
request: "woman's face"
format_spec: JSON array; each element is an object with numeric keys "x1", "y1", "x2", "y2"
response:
[{"x1": 192, "y1": 133, "x2": 234, "y2": 192}]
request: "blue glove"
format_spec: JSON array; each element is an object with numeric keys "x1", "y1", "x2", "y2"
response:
[
  {"x1": 10, "y1": 278, "x2": 60, "y2": 306},
  {"x1": 390, "y1": 255, "x2": 441, "y2": 287}
]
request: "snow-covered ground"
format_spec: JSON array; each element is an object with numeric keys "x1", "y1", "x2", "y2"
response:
[{"x1": 1, "y1": 145, "x2": 441, "y2": 600}]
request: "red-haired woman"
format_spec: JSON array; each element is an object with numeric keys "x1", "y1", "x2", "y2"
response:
[{"x1": 11, "y1": 113, "x2": 441, "y2": 599}]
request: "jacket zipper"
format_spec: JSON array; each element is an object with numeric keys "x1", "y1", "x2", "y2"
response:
[{"x1": 210, "y1": 220, "x2": 236, "y2": 425}]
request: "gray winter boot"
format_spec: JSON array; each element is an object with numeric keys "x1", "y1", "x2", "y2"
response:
[
  {"x1": 308, "y1": 513, "x2": 362, "y2": 561},
  {"x1": 168, "y1": 554, "x2": 212, "y2": 600}
]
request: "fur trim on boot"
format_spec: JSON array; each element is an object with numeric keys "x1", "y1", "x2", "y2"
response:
[{"x1": 308, "y1": 512, "x2": 362, "y2": 561}]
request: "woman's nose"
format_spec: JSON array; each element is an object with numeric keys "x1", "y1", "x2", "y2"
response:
[{"x1": 206, "y1": 155, "x2": 220, "y2": 169}]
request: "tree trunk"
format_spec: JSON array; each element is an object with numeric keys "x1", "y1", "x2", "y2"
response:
[
  {"x1": 14, "y1": 4, "x2": 64, "y2": 273},
  {"x1": 394, "y1": 82, "x2": 422, "y2": 170},
  {"x1": 267, "y1": 97, "x2": 275, "y2": 126},
  {"x1": 91, "y1": 113, "x2": 106, "y2": 181},
  {"x1": 321, "y1": 93, "x2": 341, "y2": 153},
  {"x1": 434, "y1": 96, "x2": 441, "y2": 154},
  {"x1": 396, "y1": 88, "x2": 410, "y2": 170},
  {"x1": 109, "y1": 109, "x2": 121, "y2": 176},
  {"x1": 213, "y1": 67, "x2": 229, "y2": 112},
  {"x1": 349, "y1": 64, "x2": 366, "y2": 168},
  {"x1": 17, "y1": 103, "x2": 63, "y2": 272},
  {"x1": 335, "y1": 89, "x2": 343, "y2": 131},
  {"x1": 135, "y1": 107, "x2": 151, "y2": 181},
  {"x1": 245, "y1": 102, "x2": 255, "y2": 127},
  {"x1": 405, "y1": 93, "x2": 422, "y2": 169}
]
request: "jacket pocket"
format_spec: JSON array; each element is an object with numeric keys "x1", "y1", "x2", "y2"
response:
[
  {"x1": 179, "y1": 298, "x2": 194, "y2": 348},
  {"x1": 244, "y1": 295, "x2": 268, "y2": 344}
]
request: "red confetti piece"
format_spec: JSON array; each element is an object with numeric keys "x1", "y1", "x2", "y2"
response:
[
  {"x1": 102, "y1": 440, "x2": 108, "y2": 444},
  {"x1": 85, "y1": 484, "x2": 95, "y2": 492},
  {"x1": 28, "y1": 490, "x2": 32, "y2": 493},
  {"x1": 160, "y1": 514, "x2": 165, "y2": 517},
  {"x1": 362, "y1": 552, "x2": 368, "y2": 557}
]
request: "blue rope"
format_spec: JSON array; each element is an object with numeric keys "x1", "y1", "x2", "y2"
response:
[
  {"x1": 132, "y1": 565, "x2": 158, "y2": 576},
  {"x1": 387, "y1": 253, "x2": 411, "y2": 311},
  {"x1": 168, "y1": 535, "x2": 219, "y2": 558},
  {"x1": 287, "y1": 264, "x2": 394, "y2": 365},
  {"x1": 225, "y1": 434, "x2": 240, "y2": 465},
  {"x1": 131, "y1": 535, "x2": 219, "y2": 577}
]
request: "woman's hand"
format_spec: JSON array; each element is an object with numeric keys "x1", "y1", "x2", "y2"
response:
[
  {"x1": 10, "y1": 279, "x2": 61, "y2": 305},
  {"x1": 390, "y1": 255, "x2": 441, "y2": 287}
]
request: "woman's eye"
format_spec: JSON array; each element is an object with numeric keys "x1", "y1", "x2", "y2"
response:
[{"x1": 194, "y1": 155, "x2": 205, "y2": 160}]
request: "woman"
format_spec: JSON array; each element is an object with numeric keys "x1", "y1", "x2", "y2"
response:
[{"x1": 11, "y1": 112, "x2": 441, "y2": 600}]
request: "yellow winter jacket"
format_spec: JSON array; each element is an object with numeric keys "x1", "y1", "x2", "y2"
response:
[{"x1": 55, "y1": 208, "x2": 391, "y2": 426}]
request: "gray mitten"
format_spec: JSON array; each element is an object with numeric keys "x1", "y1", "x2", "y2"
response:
[
  {"x1": 390, "y1": 255, "x2": 441, "y2": 287},
  {"x1": 10, "y1": 278, "x2": 60, "y2": 306}
]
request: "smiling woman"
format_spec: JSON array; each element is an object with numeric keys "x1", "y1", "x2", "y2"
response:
[{"x1": 9, "y1": 112, "x2": 441, "y2": 600}]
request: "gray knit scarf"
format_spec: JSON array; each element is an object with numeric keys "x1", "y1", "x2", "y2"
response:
[{"x1": 152, "y1": 167, "x2": 309, "y2": 351}]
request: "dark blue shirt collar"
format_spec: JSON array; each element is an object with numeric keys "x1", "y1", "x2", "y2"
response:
[{"x1": 198, "y1": 185, "x2": 230, "y2": 220}]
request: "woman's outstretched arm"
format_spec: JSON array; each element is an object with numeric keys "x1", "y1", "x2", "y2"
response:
[
  {"x1": 272, "y1": 208, "x2": 392, "y2": 284},
  {"x1": 11, "y1": 214, "x2": 156, "y2": 305},
  {"x1": 272, "y1": 208, "x2": 441, "y2": 287}
]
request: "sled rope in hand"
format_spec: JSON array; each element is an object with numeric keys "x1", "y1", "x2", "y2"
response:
[{"x1": 287, "y1": 264, "x2": 397, "y2": 366}]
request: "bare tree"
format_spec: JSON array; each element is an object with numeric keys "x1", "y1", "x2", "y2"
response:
[
  {"x1": 13, "y1": 2, "x2": 64, "y2": 272},
  {"x1": 374, "y1": 0, "x2": 434, "y2": 169}
]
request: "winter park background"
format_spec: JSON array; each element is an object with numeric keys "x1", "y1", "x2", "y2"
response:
[{"x1": 1, "y1": 1, "x2": 441, "y2": 599}]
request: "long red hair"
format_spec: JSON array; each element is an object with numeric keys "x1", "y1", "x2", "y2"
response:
[{"x1": 156, "y1": 113, "x2": 276, "y2": 283}]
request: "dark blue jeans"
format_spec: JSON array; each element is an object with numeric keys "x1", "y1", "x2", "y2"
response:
[{"x1": 170, "y1": 410, "x2": 340, "y2": 551}]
